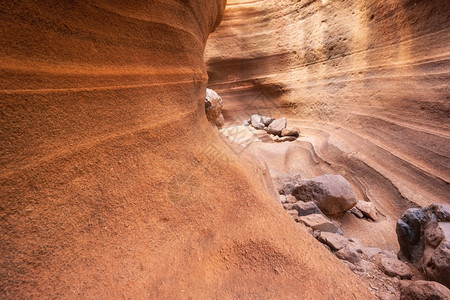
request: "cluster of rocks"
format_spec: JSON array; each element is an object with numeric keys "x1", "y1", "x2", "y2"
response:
[
  {"x1": 277, "y1": 173, "x2": 450, "y2": 299},
  {"x1": 205, "y1": 88, "x2": 224, "y2": 128},
  {"x1": 396, "y1": 203, "x2": 450, "y2": 288},
  {"x1": 279, "y1": 173, "x2": 376, "y2": 221},
  {"x1": 243, "y1": 113, "x2": 299, "y2": 142},
  {"x1": 306, "y1": 223, "x2": 449, "y2": 300}
]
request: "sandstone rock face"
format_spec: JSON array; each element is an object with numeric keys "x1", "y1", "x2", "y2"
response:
[
  {"x1": 397, "y1": 204, "x2": 450, "y2": 287},
  {"x1": 400, "y1": 280, "x2": 450, "y2": 300},
  {"x1": 292, "y1": 174, "x2": 357, "y2": 216},
  {"x1": 206, "y1": 0, "x2": 450, "y2": 250},
  {"x1": 0, "y1": 1, "x2": 376, "y2": 299},
  {"x1": 205, "y1": 88, "x2": 224, "y2": 128}
]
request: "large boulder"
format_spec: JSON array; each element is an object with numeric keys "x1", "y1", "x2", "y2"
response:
[
  {"x1": 292, "y1": 174, "x2": 357, "y2": 216},
  {"x1": 205, "y1": 89, "x2": 224, "y2": 128},
  {"x1": 396, "y1": 204, "x2": 450, "y2": 287},
  {"x1": 400, "y1": 280, "x2": 450, "y2": 300}
]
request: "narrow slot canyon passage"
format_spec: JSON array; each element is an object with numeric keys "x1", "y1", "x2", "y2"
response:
[{"x1": 205, "y1": 0, "x2": 450, "y2": 251}]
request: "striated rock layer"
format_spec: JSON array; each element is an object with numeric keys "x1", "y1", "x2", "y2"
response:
[
  {"x1": 206, "y1": 0, "x2": 450, "y2": 249},
  {"x1": 0, "y1": 1, "x2": 374, "y2": 298}
]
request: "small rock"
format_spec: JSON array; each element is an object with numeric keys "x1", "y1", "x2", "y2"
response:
[
  {"x1": 250, "y1": 114, "x2": 265, "y2": 130},
  {"x1": 387, "y1": 285, "x2": 396, "y2": 294},
  {"x1": 287, "y1": 210, "x2": 298, "y2": 218},
  {"x1": 205, "y1": 89, "x2": 224, "y2": 128},
  {"x1": 400, "y1": 280, "x2": 450, "y2": 300},
  {"x1": 376, "y1": 291, "x2": 395, "y2": 300},
  {"x1": 281, "y1": 128, "x2": 299, "y2": 137},
  {"x1": 285, "y1": 195, "x2": 297, "y2": 204},
  {"x1": 261, "y1": 116, "x2": 275, "y2": 126},
  {"x1": 292, "y1": 174, "x2": 357, "y2": 216},
  {"x1": 275, "y1": 136, "x2": 297, "y2": 142},
  {"x1": 312, "y1": 230, "x2": 321, "y2": 239},
  {"x1": 283, "y1": 203, "x2": 295, "y2": 210},
  {"x1": 265, "y1": 117, "x2": 287, "y2": 136},
  {"x1": 348, "y1": 239, "x2": 364, "y2": 254},
  {"x1": 278, "y1": 182, "x2": 296, "y2": 196},
  {"x1": 382, "y1": 250, "x2": 397, "y2": 259},
  {"x1": 294, "y1": 201, "x2": 322, "y2": 216},
  {"x1": 243, "y1": 120, "x2": 250, "y2": 126},
  {"x1": 297, "y1": 214, "x2": 341, "y2": 234},
  {"x1": 356, "y1": 200, "x2": 377, "y2": 221},
  {"x1": 375, "y1": 255, "x2": 413, "y2": 279},
  {"x1": 348, "y1": 237, "x2": 361, "y2": 244},
  {"x1": 363, "y1": 247, "x2": 384, "y2": 260},
  {"x1": 318, "y1": 232, "x2": 349, "y2": 251},
  {"x1": 336, "y1": 242, "x2": 362, "y2": 264},
  {"x1": 279, "y1": 195, "x2": 287, "y2": 204},
  {"x1": 342, "y1": 259, "x2": 366, "y2": 272},
  {"x1": 350, "y1": 207, "x2": 364, "y2": 218}
]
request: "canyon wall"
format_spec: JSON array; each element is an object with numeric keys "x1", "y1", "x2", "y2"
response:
[
  {"x1": 0, "y1": 1, "x2": 374, "y2": 298},
  {"x1": 206, "y1": 0, "x2": 450, "y2": 248}
]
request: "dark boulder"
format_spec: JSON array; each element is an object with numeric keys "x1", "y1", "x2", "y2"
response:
[{"x1": 396, "y1": 204, "x2": 450, "y2": 288}]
